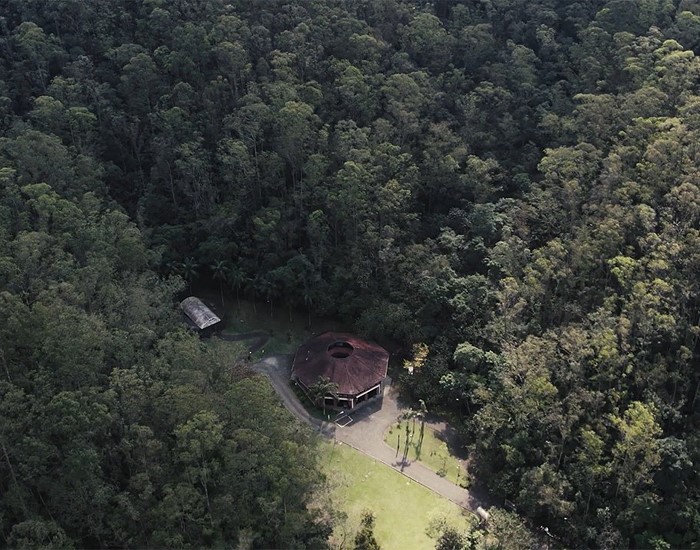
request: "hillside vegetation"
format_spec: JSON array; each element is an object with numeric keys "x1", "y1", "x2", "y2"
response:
[{"x1": 1, "y1": 0, "x2": 699, "y2": 547}]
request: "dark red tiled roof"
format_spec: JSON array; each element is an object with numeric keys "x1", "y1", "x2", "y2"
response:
[{"x1": 291, "y1": 332, "x2": 389, "y2": 396}]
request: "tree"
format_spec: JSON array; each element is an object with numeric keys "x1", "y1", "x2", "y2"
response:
[
  {"x1": 11, "y1": 22, "x2": 65, "y2": 100},
  {"x1": 222, "y1": 266, "x2": 243, "y2": 310},
  {"x1": 610, "y1": 401, "x2": 662, "y2": 499},
  {"x1": 401, "y1": 13, "x2": 453, "y2": 72},
  {"x1": 118, "y1": 52, "x2": 162, "y2": 116},
  {"x1": 308, "y1": 376, "x2": 339, "y2": 417},
  {"x1": 484, "y1": 508, "x2": 536, "y2": 550},
  {"x1": 174, "y1": 411, "x2": 225, "y2": 527},
  {"x1": 210, "y1": 260, "x2": 230, "y2": 307},
  {"x1": 273, "y1": 100, "x2": 320, "y2": 199},
  {"x1": 574, "y1": 428, "x2": 610, "y2": 521},
  {"x1": 354, "y1": 510, "x2": 380, "y2": 550},
  {"x1": 180, "y1": 257, "x2": 199, "y2": 293},
  {"x1": 174, "y1": 139, "x2": 217, "y2": 218},
  {"x1": 435, "y1": 526, "x2": 466, "y2": 550},
  {"x1": 8, "y1": 520, "x2": 74, "y2": 549},
  {"x1": 418, "y1": 399, "x2": 428, "y2": 445},
  {"x1": 302, "y1": 283, "x2": 314, "y2": 328},
  {"x1": 403, "y1": 343, "x2": 429, "y2": 375}
]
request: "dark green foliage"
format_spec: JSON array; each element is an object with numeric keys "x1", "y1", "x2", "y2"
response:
[
  {"x1": 354, "y1": 511, "x2": 381, "y2": 550},
  {"x1": 484, "y1": 509, "x2": 537, "y2": 550},
  {"x1": 308, "y1": 375, "x2": 340, "y2": 416},
  {"x1": 0, "y1": 140, "x2": 329, "y2": 548},
  {"x1": 435, "y1": 526, "x2": 467, "y2": 550},
  {"x1": 1, "y1": 0, "x2": 700, "y2": 547}
]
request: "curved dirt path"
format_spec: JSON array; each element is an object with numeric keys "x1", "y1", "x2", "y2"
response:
[
  {"x1": 251, "y1": 354, "x2": 481, "y2": 513},
  {"x1": 220, "y1": 330, "x2": 269, "y2": 353},
  {"x1": 252, "y1": 355, "x2": 336, "y2": 437}
]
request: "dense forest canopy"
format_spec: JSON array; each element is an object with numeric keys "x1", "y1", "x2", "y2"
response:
[
  {"x1": 0, "y1": 179, "x2": 331, "y2": 547},
  {"x1": 1, "y1": 0, "x2": 699, "y2": 548}
]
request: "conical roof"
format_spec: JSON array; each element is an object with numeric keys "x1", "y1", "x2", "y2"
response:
[{"x1": 291, "y1": 332, "x2": 389, "y2": 396}]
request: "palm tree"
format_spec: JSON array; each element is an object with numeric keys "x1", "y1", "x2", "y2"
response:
[
  {"x1": 402, "y1": 409, "x2": 419, "y2": 458},
  {"x1": 303, "y1": 285, "x2": 314, "y2": 328},
  {"x1": 180, "y1": 257, "x2": 199, "y2": 293},
  {"x1": 308, "y1": 376, "x2": 339, "y2": 417},
  {"x1": 245, "y1": 275, "x2": 258, "y2": 313},
  {"x1": 403, "y1": 409, "x2": 419, "y2": 437},
  {"x1": 164, "y1": 260, "x2": 180, "y2": 277},
  {"x1": 256, "y1": 275, "x2": 276, "y2": 319},
  {"x1": 210, "y1": 260, "x2": 230, "y2": 307},
  {"x1": 228, "y1": 267, "x2": 245, "y2": 308}
]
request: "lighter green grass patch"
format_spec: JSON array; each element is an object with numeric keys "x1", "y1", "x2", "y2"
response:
[
  {"x1": 384, "y1": 421, "x2": 467, "y2": 486},
  {"x1": 319, "y1": 441, "x2": 474, "y2": 550}
]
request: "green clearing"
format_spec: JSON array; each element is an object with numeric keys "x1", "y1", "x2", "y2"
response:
[
  {"x1": 319, "y1": 441, "x2": 475, "y2": 550},
  {"x1": 208, "y1": 299, "x2": 475, "y2": 546},
  {"x1": 207, "y1": 294, "x2": 349, "y2": 357},
  {"x1": 385, "y1": 421, "x2": 467, "y2": 486}
]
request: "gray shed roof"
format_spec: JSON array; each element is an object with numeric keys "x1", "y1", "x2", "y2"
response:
[{"x1": 180, "y1": 296, "x2": 221, "y2": 330}]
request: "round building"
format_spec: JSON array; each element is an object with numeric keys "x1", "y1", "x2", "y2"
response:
[{"x1": 291, "y1": 332, "x2": 389, "y2": 411}]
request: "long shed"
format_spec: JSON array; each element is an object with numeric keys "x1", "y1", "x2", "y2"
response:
[{"x1": 180, "y1": 296, "x2": 222, "y2": 337}]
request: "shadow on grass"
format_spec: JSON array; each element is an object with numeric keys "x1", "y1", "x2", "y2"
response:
[
  {"x1": 415, "y1": 423, "x2": 426, "y2": 460},
  {"x1": 385, "y1": 419, "x2": 468, "y2": 484}
]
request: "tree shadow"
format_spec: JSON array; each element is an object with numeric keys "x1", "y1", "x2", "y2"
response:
[
  {"x1": 426, "y1": 416, "x2": 469, "y2": 461},
  {"x1": 415, "y1": 421, "x2": 425, "y2": 459}
]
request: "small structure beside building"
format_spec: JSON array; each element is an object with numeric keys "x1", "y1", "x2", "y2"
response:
[
  {"x1": 476, "y1": 506, "x2": 490, "y2": 525},
  {"x1": 291, "y1": 331, "x2": 389, "y2": 411},
  {"x1": 180, "y1": 296, "x2": 222, "y2": 337}
]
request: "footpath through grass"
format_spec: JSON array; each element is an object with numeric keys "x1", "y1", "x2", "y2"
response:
[
  {"x1": 319, "y1": 440, "x2": 474, "y2": 550},
  {"x1": 384, "y1": 420, "x2": 467, "y2": 487}
]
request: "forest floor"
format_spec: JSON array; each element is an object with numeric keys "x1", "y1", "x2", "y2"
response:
[{"x1": 251, "y1": 354, "x2": 481, "y2": 513}]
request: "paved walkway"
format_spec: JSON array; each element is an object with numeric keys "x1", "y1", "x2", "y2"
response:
[{"x1": 252, "y1": 355, "x2": 480, "y2": 513}]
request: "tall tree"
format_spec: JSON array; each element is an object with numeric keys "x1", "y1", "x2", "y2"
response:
[
  {"x1": 354, "y1": 511, "x2": 381, "y2": 550},
  {"x1": 210, "y1": 260, "x2": 230, "y2": 307},
  {"x1": 308, "y1": 376, "x2": 340, "y2": 417}
]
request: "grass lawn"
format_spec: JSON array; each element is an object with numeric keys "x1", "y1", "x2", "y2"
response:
[
  {"x1": 384, "y1": 421, "x2": 467, "y2": 487},
  {"x1": 319, "y1": 441, "x2": 475, "y2": 550}
]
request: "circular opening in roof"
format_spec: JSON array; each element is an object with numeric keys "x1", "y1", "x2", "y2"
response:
[{"x1": 328, "y1": 340, "x2": 354, "y2": 358}]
